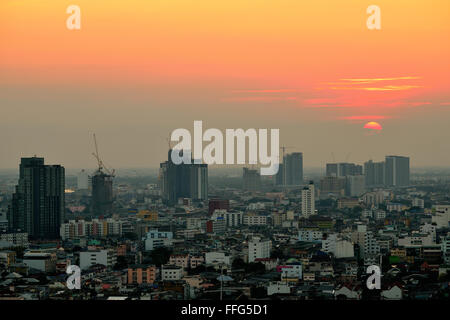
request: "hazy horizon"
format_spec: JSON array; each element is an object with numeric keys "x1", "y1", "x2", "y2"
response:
[{"x1": 1, "y1": 0, "x2": 449, "y2": 169}]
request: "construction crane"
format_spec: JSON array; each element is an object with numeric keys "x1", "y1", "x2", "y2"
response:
[
  {"x1": 92, "y1": 133, "x2": 115, "y2": 177},
  {"x1": 279, "y1": 146, "x2": 294, "y2": 161}
]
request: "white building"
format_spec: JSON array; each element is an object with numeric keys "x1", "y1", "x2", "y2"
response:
[
  {"x1": 243, "y1": 214, "x2": 267, "y2": 226},
  {"x1": 432, "y1": 205, "x2": 450, "y2": 229},
  {"x1": 267, "y1": 282, "x2": 291, "y2": 296},
  {"x1": 298, "y1": 230, "x2": 322, "y2": 242},
  {"x1": 23, "y1": 251, "x2": 56, "y2": 273},
  {"x1": 144, "y1": 230, "x2": 173, "y2": 251},
  {"x1": 0, "y1": 232, "x2": 29, "y2": 247},
  {"x1": 362, "y1": 209, "x2": 373, "y2": 219},
  {"x1": 441, "y1": 234, "x2": 450, "y2": 264},
  {"x1": 248, "y1": 237, "x2": 272, "y2": 263},
  {"x1": 205, "y1": 252, "x2": 232, "y2": 266},
  {"x1": 412, "y1": 198, "x2": 424, "y2": 209},
  {"x1": 398, "y1": 233, "x2": 434, "y2": 248},
  {"x1": 420, "y1": 223, "x2": 437, "y2": 242},
  {"x1": 186, "y1": 217, "x2": 203, "y2": 230},
  {"x1": 374, "y1": 210, "x2": 386, "y2": 220},
  {"x1": 161, "y1": 265, "x2": 183, "y2": 281},
  {"x1": 279, "y1": 263, "x2": 302, "y2": 281},
  {"x1": 248, "y1": 202, "x2": 266, "y2": 210},
  {"x1": 79, "y1": 249, "x2": 117, "y2": 270},
  {"x1": 322, "y1": 234, "x2": 354, "y2": 258},
  {"x1": 60, "y1": 218, "x2": 123, "y2": 240},
  {"x1": 301, "y1": 182, "x2": 315, "y2": 217},
  {"x1": 212, "y1": 210, "x2": 243, "y2": 227}
]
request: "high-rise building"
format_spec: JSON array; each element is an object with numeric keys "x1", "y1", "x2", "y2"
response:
[
  {"x1": 346, "y1": 175, "x2": 366, "y2": 197},
  {"x1": 284, "y1": 152, "x2": 303, "y2": 185},
  {"x1": 160, "y1": 150, "x2": 208, "y2": 205},
  {"x1": 7, "y1": 157, "x2": 65, "y2": 239},
  {"x1": 243, "y1": 167, "x2": 261, "y2": 191},
  {"x1": 385, "y1": 156, "x2": 410, "y2": 187},
  {"x1": 319, "y1": 176, "x2": 346, "y2": 198},
  {"x1": 326, "y1": 163, "x2": 362, "y2": 177},
  {"x1": 364, "y1": 160, "x2": 385, "y2": 187},
  {"x1": 275, "y1": 163, "x2": 284, "y2": 185},
  {"x1": 77, "y1": 169, "x2": 89, "y2": 190},
  {"x1": 326, "y1": 163, "x2": 338, "y2": 177},
  {"x1": 91, "y1": 171, "x2": 114, "y2": 216},
  {"x1": 301, "y1": 181, "x2": 315, "y2": 217},
  {"x1": 275, "y1": 152, "x2": 303, "y2": 186},
  {"x1": 248, "y1": 237, "x2": 272, "y2": 262}
]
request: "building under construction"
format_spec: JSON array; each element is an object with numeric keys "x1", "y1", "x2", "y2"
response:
[{"x1": 90, "y1": 134, "x2": 115, "y2": 216}]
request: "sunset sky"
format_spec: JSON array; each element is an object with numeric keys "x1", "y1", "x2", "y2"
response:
[{"x1": 1, "y1": 0, "x2": 449, "y2": 169}]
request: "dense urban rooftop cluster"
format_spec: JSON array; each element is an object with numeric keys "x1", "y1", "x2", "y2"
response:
[{"x1": 0, "y1": 155, "x2": 450, "y2": 300}]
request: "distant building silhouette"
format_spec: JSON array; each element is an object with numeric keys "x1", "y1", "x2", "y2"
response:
[
  {"x1": 243, "y1": 167, "x2": 261, "y2": 191},
  {"x1": 8, "y1": 157, "x2": 65, "y2": 239},
  {"x1": 91, "y1": 171, "x2": 114, "y2": 215},
  {"x1": 326, "y1": 162, "x2": 362, "y2": 177},
  {"x1": 276, "y1": 152, "x2": 303, "y2": 186},
  {"x1": 159, "y1": 150, "x2": 208, "y2": 205},
  {"x1": 302, "y1": 181, "x2": 315, "y2": 217},
  {"x1": 385, "y1": 155, "x2": 410, "y2": 187},
  {"x1": 364, "y1": 160, "x2": 385, "y2": 187}
]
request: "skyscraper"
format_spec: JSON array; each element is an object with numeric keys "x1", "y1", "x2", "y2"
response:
[
  {"x1": 7, "y1": 157, "x2": 65, "y2": 239},
  {"x1": 243, "y1": 167, "x2": 261, "y2": 191},
  {"x1": 326, "y1": 163, "x2": 338, "y2": 177},
  {"x1": 91, "y1": 171, "x2": 114, "y2": 215},
  {"x1": 275, "y1": 163, "x2": 284, "y2": 185},
  {"x1": 346, "y1": 175, "x2": 366, "y2": 197},
  {"x1": 385, "y1": 156, "x2": 410, "y2": 187},
  {"x1": 276, "y1": 152, "x2": 303, "y2": 186},
  {"x1": 302, "y1": 181, "x2": 315, "y2": 217},
  {"x1": 364, "y1": 160, "x2": 385, "y2": 187},
  {"x1": 326, "y1": 163, "x2": 362, "y2": 177},
  {"x1": 160, "y1": 150, "x2": 208, "y2": 205},
  {"x1": 284, "y1": 152, "x2": 303, "y2": 185}
]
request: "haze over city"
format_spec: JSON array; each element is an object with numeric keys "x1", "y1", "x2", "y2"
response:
[{"x1": 1, "y1": 0, "x2": 450, "y2": 169}]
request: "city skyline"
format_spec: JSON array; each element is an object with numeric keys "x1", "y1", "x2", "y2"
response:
[{"x1": 1, "y1": 0, "x2": 450, "y2": 169}]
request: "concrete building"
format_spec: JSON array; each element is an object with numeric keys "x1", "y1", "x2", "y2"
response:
[
  {"x1": 385, "y1": 155, "x2": 410, "y2": 187},
  {"x1": 301, "y1": 181, "x2": 315, "y2": 217},
  {"x1": 205, "y1": 252, "x2": 232, "y2": 266},
  {"x1": 79, "y1": 249, "x2": 117, "y2": 270},
  {"x1": 161, "y1": 265, "x2": 183, "y2": 281},
  {"x1": 23, "y1": 251, "x2": 57, "y2": 273},
  {"x1": 432, "y1": 205, "x2": 450, "y2": 229},
  {"x1": 243, "y1": 214, "x2": 268, "y2": 226},
  {"x1": 248, "y1": 237, "x2": 272, "y2": 263},
  {"x1": 144, "y1": 230, "x2": 173, "y2": 251},
  {"x1": 127, "y1": 265, "x2": 157, "y2": 284}
]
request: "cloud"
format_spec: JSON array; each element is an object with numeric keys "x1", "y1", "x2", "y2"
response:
[
  {"x1": 339, "y1": 76, "x2": 421, "y2": 83},
  {"x1": 338, "y1": 115, "x2": 390, "y2": 120}
]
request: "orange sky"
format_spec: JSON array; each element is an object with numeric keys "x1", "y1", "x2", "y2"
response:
[{"x1": 0, "y1": 0, "x2": 450, "y2": 168}]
